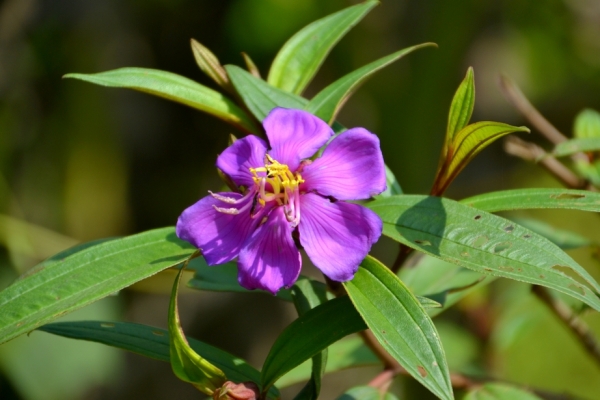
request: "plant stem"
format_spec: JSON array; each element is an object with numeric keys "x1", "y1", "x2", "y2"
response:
[{"x1": 532, "y1": 285, "x2": 600, "y2": 369}]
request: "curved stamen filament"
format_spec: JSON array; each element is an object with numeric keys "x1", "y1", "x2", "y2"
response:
[{"x1": 249, "y1": 154, "x2": 304, "y2": 225}]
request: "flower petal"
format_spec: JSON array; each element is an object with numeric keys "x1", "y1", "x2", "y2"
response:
[
  {"x1": 216, "y1": 135, "x2": 268, "y2": 187},
  {"x1": 298, "y1": 193, "x2": 382, "y2": 282},
  {"x1": 301, "y1": 128, "x2": 386, "y2": 200},
  {"x1": 238, "y1": 207, "x2": 301, "y2": 294},
  {"x1": 176, "y1": 192, "x2": 259, "y2": 265},
  {"x1": 264, "y1": 108, "x2": 333, "y2": 171}
]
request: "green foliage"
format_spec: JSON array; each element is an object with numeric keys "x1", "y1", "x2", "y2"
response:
[
  {"x1": 463, "y1": 383, "x2": 542, "y2": 400},
  {"x1": 305, "y1": 43, "x2": 436, "y2": 125},
  {"x1": 460, "y1": 188, "x2": 600, "y2": 212},
  {"x1": 65, "y1": 68, "x2": 259, "y2": 134},
  {"x1": 0, "y1": 228, "x2": 194, "y2": 345},
  {"x1": 336, "y1": 386, "x2": 399, "y2": 400},
  {"x1": 369, "y1": 195, "x2": 600, "y2": 311},
  {"x1": 267, "y1": 0, "x2": 379, "y2": 94},
  {"x1": 260, "y1": 296, "x2": 367, "y2": 394},
  {"x1": 168, "y1": 265, "x2": 226, "y2": 394},
  {"x1": 344, "y1": 256, "x2": 453, "y2": 400}
]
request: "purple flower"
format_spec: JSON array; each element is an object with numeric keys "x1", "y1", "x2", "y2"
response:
[{"x1": 176, "y1": 108, "x2": 386, "y2": 294}]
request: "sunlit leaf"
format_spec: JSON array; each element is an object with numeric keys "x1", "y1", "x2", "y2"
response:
[
  {"x1": 432, "y1": 122, "x2": 530, "y2": 195},
  {"x1": 0, "y1": 227, "x2": 194, "y2": 345},
  {"x1": 553, "y1": 138, "x2": 600, "y2": 157},
  {"x1": 305, "y1": 43, "x2": 436, "y2": 124},
  {"x1": 574, "y1": 108, "x2": 600, "y2": 139},
  {"x1": 336, "y1": 386, "x2": 399, "y2": 400},
  {"x1": 169, "y1": 265, "x2": 226, "y2": 394},
  {"x1": 508, "y1": 218, "x2": 593, "y2": 250},
  {"x1": 226, "y1": 64, "x2": 307, "y2": 121},
  {"x1": 190, "y1": 39, "x2": 231, "y2": 91},
  {"x1": 368, "y1": 195, "x2": 600, "y2": 311},
  {"x1": 344, "y1": 256, "x2": 453, "y2": 400},
  {"x1": 460, "y1": 188, "x2": 600, "y2": 213},
  {"x1": 276, "y1": 336, "x2": 379, "y2": 388},
  {"x1": 267, "y1": 0, "x2": 379, "y2": 94},
  {"x1": 65, "y1": 68, "x2": 259, "y2": 134},
  {"x1": 260, "y1": 296, "x2": 366, "y2": 393},
  {"x1": 290, "y1": 278, "x2": 329, "y2": 400},
  {"x1": 399, "y1": 255, "x2": 487, "y2": 318},
  {"x1": 446, "y1": 67, "x2": 475, "y2": 143},
  {"x1": 463, "y1": 383, "x2": 542, "y2": 400}
]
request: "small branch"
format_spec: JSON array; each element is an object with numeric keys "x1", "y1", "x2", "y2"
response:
[
  {"x1": 504, "y1": 137, "x2": 589, "y2": 189},
  {"x1": 532, "y1": 285, "x2": 600, "y2": 369},
  {"x1": 499, "y1": 75, "x2": 567, "y2": 145},
  {"x1": 391, "y1": 244, "x2": 414, "y2": 273}
]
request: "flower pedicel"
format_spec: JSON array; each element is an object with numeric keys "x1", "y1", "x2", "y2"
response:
[{"x1": 176, "y1": 108, "x2": 386, "y2": 294}]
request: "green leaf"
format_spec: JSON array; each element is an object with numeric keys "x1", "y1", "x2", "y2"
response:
[
  {"x1": 65, "y1": 68, "x2": 259, "y2": 134},
  {"x1": 368, "y1": 195, "x2": 600, "y2": 311},
  {"x1": 446, "y1": 67, "x2": 475, "y2": 143},
  {"x1": 336, "y1": 386, "x2": 399, "y2": 400},
  {"x1": 260, "y1": 296, "x2": 366, "y2": 393},
  {"x1": 553, "y1": 138, "x2": 600, "y2": 157},
  {"x1": 508, "y1": 218, "x2": 593, "y2": 250},
  {"x1": 290, "y1": 278, "x2": 329, "y2": 400},
  {"x1": 574, "y1": 108, "x2": 600, "y2": 139},
  {"x1": 305, "y1": 43, "x2": 436, "y2": 124},
  {"x1": 0, "y1": 227, "x2": 194, "y2": 345},
  {"x1": 226, "y1": 64, "x2": 308, "y2": 121},
  {"x1": 460, "y1": 188, "x2": 600, "y2": 213},
  {"x1": 432, "y1": 122, "x2": 530, "y2": 195},
  {"x1": 276, "y1": 336, "x2": 379, "y2": 388},
  {"x1": 399, "y1": 255, "x2": 487, "y2": 317},
  {"x1": 186, "y1": 257, "x2": 292, "y2": 301},
  {"x1": 463, "y1": 383, "x2": 542, "y2": 400},
  {"x1": 168, "y1": 265, "x2": 227, "y2": 394},
  {"x1": 267, "y1": 0, "x2": 379, "y2": 94},
  {"x1": 36, "y1": 321, "x2": 264, "y2": 390},
  {"x1": 344, "y1": 256, "x2": 453, "y2": 400}
]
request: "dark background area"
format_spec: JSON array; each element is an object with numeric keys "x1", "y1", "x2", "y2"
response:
[{"x1": 1, "y1": 0, "x2": 600, "y2": 399}]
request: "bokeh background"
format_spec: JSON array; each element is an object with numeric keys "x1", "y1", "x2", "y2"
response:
[{"x1": 1, "y1": 0, "x2": 600, "y2": 398}]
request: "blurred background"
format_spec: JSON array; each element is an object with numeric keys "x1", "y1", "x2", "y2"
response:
[{"x1": 1, "y1": 0, "x2": 600, "y2": 398}]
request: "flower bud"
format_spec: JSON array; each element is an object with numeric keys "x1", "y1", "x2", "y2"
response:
[{"x1": 213, "y1": 381, "x2": 259, "y2": 400}]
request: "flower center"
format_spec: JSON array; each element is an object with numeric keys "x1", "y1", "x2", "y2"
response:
[{"x1": 249, "y1": 154, "x2": 303, "y2": 227}]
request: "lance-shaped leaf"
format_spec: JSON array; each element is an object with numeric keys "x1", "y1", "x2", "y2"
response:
[
  {"x1": 447, "y1": 68, "x2": 475, "y2": 144},
  {"x1": 305, "y1": 43, "x2": 436, "y2": 124},
  {"x1": 507, "y1": 218, "x2": 593, "y2": 250},
  {"x1": 463, "y1": 383, "x2": 542, "y2": 400},
  {"x1": 0, "y1": 227, "x2": 194, "y2": 345},
  {"x1": 574, "y1": 108, "x2": 600, "y2": 139},
  {"x1": 190, "y1": 39, "x2": 231, "y2": 91},
  {"x1": 432, "y1": 122, "x2": 529, "y2": 195},
  {"x1": 368, "y1": 195, "x2": 600, "y2": 311},
  {"x1": 553, "y1": 138, "x2": 600, "y2": 157},
  {"x1": 226, "y1": 64, "x2": 307, "y2": 121},
  {"x1": 169, "y1": 265, "x2": 227, "y2": 394},
  {"x1": 276, "y1": 336, "x2": 379, "y2": 388},
  {"x1": 290, "y1": 278, "x2": 329, "y2": 400},
  {"x1": 267, "y1": 0, "x2": 379, "y2": 94},
  {"x1": 344, "y1": 256, "x2": 453, "y2": 400},
  {"x1": 260, "y1": 296, "x2": 367, "y2": 394},
  {"x1": 65, "y1": 68, "x2": 259, "y2": 134},
  {"x1": 460, "y1": 188, "x2": 600, "y2": 213},
  {"x1": 36, "y1": 321, "x2": 277, "y2": 396}
]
